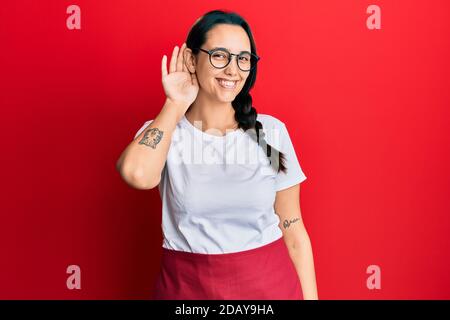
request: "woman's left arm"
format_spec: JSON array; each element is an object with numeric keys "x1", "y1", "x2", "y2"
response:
[{"x1": 274, "y1": 184, "x2": 318, "y2": 300}]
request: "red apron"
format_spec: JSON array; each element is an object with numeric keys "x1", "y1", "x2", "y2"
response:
[{"x1": 151, "y1": 236, "x2": 303, "y2": 300}]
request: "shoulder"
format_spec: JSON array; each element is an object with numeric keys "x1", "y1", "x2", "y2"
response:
[
  {"x1": 255, "y1": 113, "x2": 289, "y2": 148},
  {"x1": 256, "y1": 113, "x2": 286, "y2": 129}
]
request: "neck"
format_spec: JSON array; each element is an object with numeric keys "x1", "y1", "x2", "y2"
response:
[{"x1": 185, "y1": 91, "x2": 239, "y2": 133}]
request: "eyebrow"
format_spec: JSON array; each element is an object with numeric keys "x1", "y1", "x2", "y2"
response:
[{"x1": 212, "y1": 46, "x2": 252, "y2": 53}]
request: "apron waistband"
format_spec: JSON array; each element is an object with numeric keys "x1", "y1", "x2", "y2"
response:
[{"x1": 161, "y1": 236, "x2": 285, "y2": 262}]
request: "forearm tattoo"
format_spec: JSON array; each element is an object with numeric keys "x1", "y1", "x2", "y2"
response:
[
  {"x1": 283, "y1": 218, "x2": 300, "y2": 229},
  {"x1": 138, "y1": 127, "x2": 164, "y2": 149}
]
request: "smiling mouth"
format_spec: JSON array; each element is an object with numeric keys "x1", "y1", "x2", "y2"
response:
[{"x1": 216, "y1": 78, "x2": 239, "y2": 89}]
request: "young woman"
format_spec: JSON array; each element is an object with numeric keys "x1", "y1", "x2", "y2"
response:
[{"x1": 116, "y1": 9, "x2": 318, "y2": 300}]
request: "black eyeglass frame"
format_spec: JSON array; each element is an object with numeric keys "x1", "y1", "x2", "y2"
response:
[{"x1": 194, "y1": 47, "x2": 260, "y2": 72}]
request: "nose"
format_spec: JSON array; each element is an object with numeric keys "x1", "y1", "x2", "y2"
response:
[{"x1": 224, "y1": 55, "x2": 239, "y2": 76}]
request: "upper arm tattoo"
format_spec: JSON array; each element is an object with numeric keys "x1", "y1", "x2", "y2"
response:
[
  {"x1": 138, "y1": 127, "x2": 164, "y2": 149},
  {"x1": 282, "y1": 217, "x2": 300, "y2": 229}
]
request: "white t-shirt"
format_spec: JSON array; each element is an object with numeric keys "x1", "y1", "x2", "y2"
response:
[{"x1": 133, "y1": 113, "x2": 307, "y2": 254}]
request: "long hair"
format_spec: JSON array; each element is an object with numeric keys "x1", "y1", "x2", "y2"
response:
[{"x1": 186, "y1": 9, "x2": 287, "y2": 173}]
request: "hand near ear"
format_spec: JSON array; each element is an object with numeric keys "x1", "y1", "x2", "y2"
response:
[{"x1": 161, "y1": 43, "x2": 199, "y2": 113}]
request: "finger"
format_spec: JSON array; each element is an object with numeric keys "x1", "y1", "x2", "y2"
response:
[
  {"x1": 176, "y1": 43, "x2": 185, "y2": 72},
  {"x1": 169, "y1": 46, "x2": 179, "y2": 73},
  {"x1": 182, "y1": 47, "x2": 189, "y2": 73},
  {"x1": 161, "y1": 55, "x2": 168, "y2": 78}
]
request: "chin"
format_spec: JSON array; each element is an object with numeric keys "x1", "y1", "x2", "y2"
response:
[{"x1": 217, "y1": 94, "x2": 237, "y2": 103}]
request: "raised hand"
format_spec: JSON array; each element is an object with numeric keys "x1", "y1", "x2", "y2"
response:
[{"x1": 161, "y1": 43, "x2": 199, "y2": 111}]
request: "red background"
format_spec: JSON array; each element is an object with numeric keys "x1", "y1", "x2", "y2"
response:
[{"x1": 1, "y1": 0, "x2": 449, "y2": 299}]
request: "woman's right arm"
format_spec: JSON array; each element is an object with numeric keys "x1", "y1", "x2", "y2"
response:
[
  {"x1": 116, "y1": 98, "x2": 188, "y2": 190},
  {"x1": 116, "y1": 42, "x2": 199, "y2": 190}
]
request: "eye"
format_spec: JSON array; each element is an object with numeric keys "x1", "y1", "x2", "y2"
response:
[
  {"x1": 212, "y1": 51, "x2": 228, "y2": 59},
  {"x1": 239, "y1": 53, "x2": 251, "y2": 62}
]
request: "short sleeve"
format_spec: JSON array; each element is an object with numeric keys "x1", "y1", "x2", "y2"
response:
[
  {"x1": 274, "y1": 122, "x2": 307, "y2": 191},
  {"x1": 133, "y1": 120, "x2": 154, "y2": 140}
]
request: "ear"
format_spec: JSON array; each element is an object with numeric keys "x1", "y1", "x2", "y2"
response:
[{"x1": 184, "y1": 48, "x2": 197, "y2": 74}]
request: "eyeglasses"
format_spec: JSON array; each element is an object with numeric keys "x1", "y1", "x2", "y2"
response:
[{"x1": 194, "y1": 47, "x2": 260, "y2": 72}]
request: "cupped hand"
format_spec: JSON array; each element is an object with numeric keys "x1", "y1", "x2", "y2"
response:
[{"x1": 161, "y1": 43, "x2": 199, "y2": 109}]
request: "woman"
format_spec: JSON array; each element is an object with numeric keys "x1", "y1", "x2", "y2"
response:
[{"x1": 116, "y1": 9, "x2": 318, "y2": 300}]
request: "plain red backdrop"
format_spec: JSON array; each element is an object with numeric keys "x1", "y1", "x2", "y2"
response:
[{"x1": 1, "y1": 0, "x2": 449, "y2": 299}]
